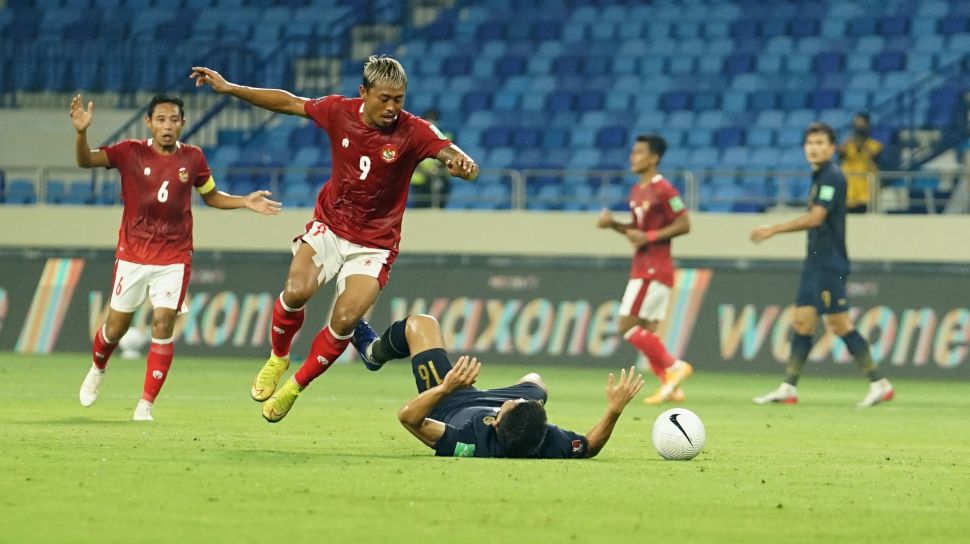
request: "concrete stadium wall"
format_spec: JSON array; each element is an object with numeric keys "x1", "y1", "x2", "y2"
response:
[
  {"x1": 0, "y1": 108, "x2": 140, "y2": 170},
  {"x1": 2, "y1": 207, "x2": 969, "y2": 263}
]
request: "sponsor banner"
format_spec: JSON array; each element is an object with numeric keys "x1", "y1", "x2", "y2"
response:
[{"x1": 0, "y1": 251, "x2": 967, "y2": 378}]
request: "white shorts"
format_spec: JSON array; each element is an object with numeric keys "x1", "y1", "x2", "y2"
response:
[
  {"x1": 110, "y1": 260, "x2": 190, "y2": 313},
  {"x1": 294, "y1": 221, "x2": 392, "y2": 295},
  {"x1": 618, "y1": 278, "x2": 671, "y2": 321}
]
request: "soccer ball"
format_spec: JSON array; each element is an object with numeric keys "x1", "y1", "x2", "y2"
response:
[
  {"x1": 119, "y1": 327, "x2": 147, "y2": 359},
  {"x1": 651, "y1": 408, "x2": 706, "y2": 460}
]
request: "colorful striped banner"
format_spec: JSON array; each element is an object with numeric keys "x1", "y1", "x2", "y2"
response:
[
  {"x1": 660, "y1": 268, "x2": 713, "y2": 359},
  {"x1": 15, "y1": 258, "x2": 86, "y2": 354}
]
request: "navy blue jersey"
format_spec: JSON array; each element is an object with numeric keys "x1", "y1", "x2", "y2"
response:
[
  {"x1": 805, "y1": 161, "x2": 849, "y2": 273},
  {"x1": 430, "y1": 383, "x2": 589, "y2": 459}
]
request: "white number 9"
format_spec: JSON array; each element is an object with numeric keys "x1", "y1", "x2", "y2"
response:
[{"x1": 359, "y1": 156, "x2": 371, "y2": 180}]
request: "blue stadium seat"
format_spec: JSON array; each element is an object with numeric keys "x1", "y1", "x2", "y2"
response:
[
  {"x1": 714, "y1": 127, "x2": 744, "y2": 148},
  {"x1": 660, "y1": 91, "x2": 691, "y2": 112},
  {"x1": 810, "y1": 89, "x2": 841, "y2": 110},
  {"x1": 878, "y1": 15, "x2": 909, "y2": 36},
  {"x1": 64, "y1": 182, "x2": 95, "y2": 205},
  {"x1": 5, "y1": 180, "x2": 37, "y2": 205},
  {"x1": 873, "y1": 51, "x2": 906, "y2": 72},
  {"x1": 46, "y1": 180, "x2": 66, "y2": 205}
]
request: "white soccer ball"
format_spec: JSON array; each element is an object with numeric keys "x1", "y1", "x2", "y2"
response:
[
  {"x1": 651, "y1": 408, "x2": 706, "y2": 460},
  {"x1": 119, "y1": 327, "x2": 148, "y2": 359}
]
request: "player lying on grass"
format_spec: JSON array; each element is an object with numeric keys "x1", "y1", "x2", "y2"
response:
[{"x1": 350, "y1": 315, "x2": 644, "y2": 458}]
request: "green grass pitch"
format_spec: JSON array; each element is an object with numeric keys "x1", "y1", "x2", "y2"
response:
[{"x1": 1, "y1": 353, "x2": 969, "y2": 543}]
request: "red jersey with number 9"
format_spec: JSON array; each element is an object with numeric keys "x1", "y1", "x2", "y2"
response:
[
  {"x1": 100, "y1": 139, "x2": 212, "y2": 265},
  {"x1": 303, "y1": 95, "x2": 452, "y2": 257},
  {"x1": 627, "y1": 175, "x2": 687, "y2": 285}
]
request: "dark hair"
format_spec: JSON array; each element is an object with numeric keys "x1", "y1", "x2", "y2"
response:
[
  {"x1": 496, "y1": 401, "x2": 548, "y2": 457},
  {"x1": 803, "y1": 122, "x2": 836, "y2": 144},
  {"x1": 636, "y1": 134, "x2": 667, "y2": 159},
  {"x1": 147, "y1": 95, "x2": 184, "y2": 118},
  {"x1": 854, "y1": 112, "x2": 871, "y2": 123}
]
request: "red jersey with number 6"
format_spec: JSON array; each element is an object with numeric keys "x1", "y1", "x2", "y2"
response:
[
  {"x1": 303, "y1": 96, "x2": 452, "y2": 256},
  {"x1": 627, "y1": 174, "x2": 687, "y2": 285},
  {"x1": 100, "y1": 139, "x2": 212, "y2": 265}
]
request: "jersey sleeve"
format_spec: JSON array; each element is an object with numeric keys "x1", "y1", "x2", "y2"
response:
[
  {"x1": 194, "y1": 149, "x2": 215, "y2": 192},
  {"x1": 812, "y1": 173, "x2": 842, "y2": 212},
  {"x1": 664, "y1": 182, "x2": 687, "y2": 218},
  {"x1": 433, "y1": 422, "x2": 479, "y2": 457},
  {"x1": 538, "y1": 425, "x2": 589, "y2": 459},
  {"x1": 303, "y1": 95, "x2": 340, "y2": 131},
  {"x1": 412, "y1": 118, "x2": 453, "y2": 161},
  {"x1": 99, "y1": 140, "x2": 136, "y2": 170}
]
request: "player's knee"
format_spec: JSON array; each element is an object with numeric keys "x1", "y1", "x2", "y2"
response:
[
  {"x1": 281, "y1": 284, "x2": 312, "y2": 308},
  {"x1": 517, "y1": 373, "x2": 547, "y2": 393},
  {"x1": 405, "y1": 314, "x2": 440, "y2": 339},
  {"x1": 617, "y1": 316, "x2": 639, "y2": 335},
  {"x1": 329, "y1": 305, "x2": 367, "y2": 336},
  {"x1": 104, "y1": 322, "x2": 129, "y2": 343},
  {"x1": 150, "y1": 320, "x2": 175, "y2": 339}
]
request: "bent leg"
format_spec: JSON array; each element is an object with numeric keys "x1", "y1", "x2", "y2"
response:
[
  {"x1": 292, "y1": 275, "x2": 380, "y2": 388},
  {"x1": 93, "y1": 309, "x2": 133, "y2": 369},
  {"x1": 825, "y1": 312, "x2": 882, "y2": 381}
]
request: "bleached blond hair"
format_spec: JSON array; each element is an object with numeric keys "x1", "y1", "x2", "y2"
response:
[{"x1": 362, "y1": 55, "x2": 408, "y2": 90}]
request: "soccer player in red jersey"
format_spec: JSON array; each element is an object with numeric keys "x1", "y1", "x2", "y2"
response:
[
  {"x1": 190, "y1": 56, "x2": 479, "y2": 422},
  {"x1": 71, "y1": 94, "x2": 281, "y2": 421},
  {"x1": 597, "y1": 135, "x2": 694, "y2": 404}
]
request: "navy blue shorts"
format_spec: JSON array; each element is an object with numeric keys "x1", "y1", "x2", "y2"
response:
[
  {"x1": 430, "y1": 382, "x2": 548, "y2": 423},
  {"x1": 795, "y1": 267, "x2": 849, "y2": 314}
]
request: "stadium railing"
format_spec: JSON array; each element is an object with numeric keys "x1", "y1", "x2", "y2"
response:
[{"x1": 1, "y1": 167, "x2": 966, "y2": 213}]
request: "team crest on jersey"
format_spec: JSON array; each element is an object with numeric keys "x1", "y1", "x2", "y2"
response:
[
  {"x1": 482, "y1": 415, "x2": 496, "y2": 426},
  {"x1": 178, "y1": 167, "x2": 188, "y2": 183},
  {"x1": 380, "y1": 143, "x2": 400, "y2": 163},
  {"x1": 641, "y1": 200, "x2": 651, "y2": 212}
]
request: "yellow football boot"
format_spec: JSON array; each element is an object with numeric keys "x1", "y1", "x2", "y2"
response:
[
  {"x1": 251, "y1": 354, "x2": 289, "y2": 401},
  {"x1": 262, "y1": 377, "x2": 303, "y2": 423}
]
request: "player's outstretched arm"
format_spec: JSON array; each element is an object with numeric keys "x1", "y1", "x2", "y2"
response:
[
  {"x1": 201, "y1": 188, "x2": 282, "y2": 215},
  {"x1": 436, "y1": 145, "x2": 479, "y2": 181},
  {"x1": 584, "y1": 366, "x2": 645, "y2": 458},
  {"x1": 190, "y1": 67, "x2": 310, "y2": 118},
  {"x1": 750, "y1": 205, "x2": 827, "y2": 243},
  {"x1": 70, "y1": 94, "x2": 110, "y2": 168},
  {"x1": 398, "y1": 356, "x2": 481, "y2": 447}
]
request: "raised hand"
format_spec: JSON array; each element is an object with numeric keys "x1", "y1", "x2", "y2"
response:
[
  {"x1": 190, "y1": 67, "x2": 232, "y2": 94},
  {"x1": 70, "y1": 94, "x2": 93, "y2": 132},
  {"x1": 605, "y1": 366, "x2": 645, "y2": 414},
  {"x1": 244, "y1": 190, "x2": 282, "y2": 215},
  {"x1": 441, "y1": 355, "x2": 481, "y2": 392}
]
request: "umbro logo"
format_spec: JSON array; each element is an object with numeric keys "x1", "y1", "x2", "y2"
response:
[
  {"x1": 317, "y1": 356, "x2": 331, "y2": 366},
  {"x1": 152, "y1": 370, "x2": 164, "y2": 380},
  {"x1": 273, "y1": 326, "x2": 285, "y2": 335}
]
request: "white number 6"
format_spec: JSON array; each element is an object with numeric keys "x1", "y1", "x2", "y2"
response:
[
  {"x1": 359, "y1": 156, "x2": 371, "y2": 180},
  {"x1": 157, "y1": 180, "x2": 170, "y2": 202}
]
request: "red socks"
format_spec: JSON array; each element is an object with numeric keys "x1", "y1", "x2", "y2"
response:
[
  {"x1": 626, "y1": 326, "x2": 676, "y2": 381},
  {"x1": 293, "y1": 327, "x2": 350, "y2": 388},
  {"x1": 271, "y1": 296, "x2": 305, "y2": 358},
  {"x1": 92, "y1": 326, "x2": 118, "y2": 370},
  {"x1": 142, "y1": 339, "x2": 174, "y2": 402}
]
